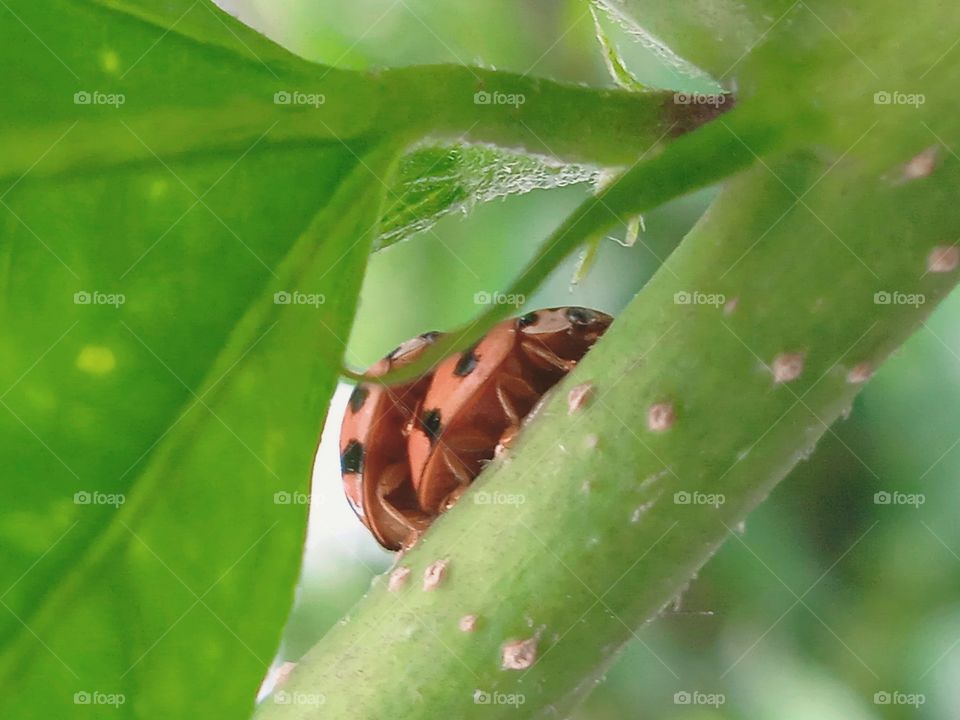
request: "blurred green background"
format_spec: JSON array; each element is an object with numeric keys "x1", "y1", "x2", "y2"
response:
[{"x1": 216, "y1": 1, "x2": 960, "y2": 716}]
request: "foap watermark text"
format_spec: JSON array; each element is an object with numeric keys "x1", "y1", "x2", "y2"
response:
[
  {"x1": 874, "y1": 690, "x2": 925, "y2": 707},
  {"x1": 874, "y1": 291, "x2": 925, "y2": 307},
  {"x1": 474, "y1": 689, "x2": 525, "y2": 707},
  {"x1": 673, "y1": 92, "x2": 726, "y2": 107},
  {"x1": 474, "y1": 290, "x2": 525, "y2": 307},
  {"x1": 74, "y1": 491, "x2": 125, "y2": 508},
  {"x1": 74, "y1": 691, "x2": 125, "y2": 707},
  {"x1": 74, "y1": 91, "x2": 125, "y2": 108},
  {"x1": 674, "y1": 290, "x2": 725, "y2": 307},
  {"x1": 75, "y1": 291, "x2": 125, "y2": 308},
  {"x1": 274, "y1": 91, "x2": 326, "y2": 107},
  {"x1": 674, "y1": 690, "x2": 725, "y2": 707},
  {"x1": 674, "y1": 490, "x2": 725, "y2": 508},
  {"x1": 874, "y1": 490, "x2": 925, "y2": 508},
  {"x1": 874, "y1": 91, "x2": 925, "y2": 108},
  {"x1": 274, "y1": 291, "x2": 325, "y2": 307},
  {"x1": 474, "y1": 90, "x2": 525, "y2": 107}
]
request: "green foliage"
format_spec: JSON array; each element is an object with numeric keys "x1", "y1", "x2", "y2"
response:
[
  {"x1": 0, "y1": 2, "x2": 710, "y2": 718},
  {"x1": 377, "y1": 145, "x2": 598, "y2": 251},
  {"x1": 0, "y1": 3, "x2": 399, "y2": 716},
  {"x1": 5, "y1": 0, "x2": 959, "y2": 718}
]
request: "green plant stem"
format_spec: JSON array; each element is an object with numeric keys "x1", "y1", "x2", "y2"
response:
[
  {"x1": 1, "y1": 63, "x2": 714, "y2": 185},
  {"x1": 379, "y1": 66, "x2": 728, "y2": 166}
]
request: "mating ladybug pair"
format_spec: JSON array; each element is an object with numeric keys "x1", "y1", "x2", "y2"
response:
[{"x1": 340, "y1": 307, "x2": 612, "y2": 550}]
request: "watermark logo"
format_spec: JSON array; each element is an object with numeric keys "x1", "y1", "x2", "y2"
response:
[
  {"x1": 74, "y1": 91, "x2": 125, "y2": 108},
  {"x1": 674, "y1": 690, "x2": 725, "y2": 707},
  {"x1": 272, "y1": 690, "x2": 326, "y2": 706},
  {"x1": 873, "y1": 91, "x2": 925, "y2": 108},
  {"x1": 74, "y1": 491, "x2": 125, "y2": 508},
  {"x1": 273, "y1": 91, "x2": 326, "y2": 108},
  {"x1": 473, "y1": 490, "x2": 525, "y2": 507},
  {"x1": 473, "y1": 689, "x2": 525, "y2": 707},
  {"x1": 874, "y1": 490, "x2": 925, "y2": 508},
  {"x1": 74, "y1": 290, "x2": 125, "y2": 308},
  {"x1": 273, "y1": 291, "x2": 326, "y2": 307},
  {"x1": 474, "y1": 90, "x2": 526, "y2": 108},
  {"x1": 874, "y1": 291, "x2": 925, "y2": 307},
  {"x1": 673, "y1": 92, "x2": 726, "y2": 107},
  {"x1": 674, "y1": 490, "x2": 725, "y2": 508},
  {"x1": 674, "y1": 290, "x2": 725, "y2": 307},
  {"x1": 874, "y1": 690, "x2": 925, "y2": 707},
  {"x1": 74, "y1": 691, "x2": 126, "y2": 707},
  {"x1": 473, "y1": 290, "x2": 525, "y2": 307},
  {"x1": 274, "y1": 491, "x2": 311, "y2": 506}
]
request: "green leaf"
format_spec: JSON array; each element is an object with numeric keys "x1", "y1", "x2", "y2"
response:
[
  {"x1": 0, "y1": 132, "x2": 399, "y2": 718},
  {"x1": 589, "y1": 4, "x2": 645, "y2": 91},
  {"x1": 0, "y1": 0, "x2": 382, "y2": 184},
  {"x1": 377, "y1": 144, "x2": 598, "y2": 250},
  {"x1": 0, "y1": 1, "x2": 401, "y2": 717},
  {"x1": 591, "y1": 0, "x2": 781, "y2": 81}
]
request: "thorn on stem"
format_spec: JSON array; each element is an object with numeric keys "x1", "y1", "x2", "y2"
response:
[
  {"x1": 568, "y1": 383, "x2": 596, "y2": 415},
  {"x1": 423, "y1": 559, "x2": 448, "y2": 591},
  {"x1": 501, "y1": 637, "x2": 538, "y2": 670},
  {"x1": 389, "y1": 566, "x2": 411, "y2": 592},
  {"x1": 928, "y1": 246, "x2": 959, "y2": 273},
  {"x1": 847, "y1": 362, "x2": 873, "y2": 384},
  {"x1": 772, "y1": 353, "x2": 804, "y2": 384},
  {"x1": 647, "y1": 402, "x2": 675, "y2": 432},
  {"x1": 459, "y1": 614, "x2": 478, "y2": 632}
]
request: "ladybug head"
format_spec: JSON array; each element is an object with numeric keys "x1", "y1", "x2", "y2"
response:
[
  {"x1": 518, "y1": 307, "x2": 611, "y2": 335},
  {"x1": 564, "y1": 306, "x2": 602, "y2": 327},
  {"x1": 517, "y1": 306, "x2": 613, "y2": 370}
]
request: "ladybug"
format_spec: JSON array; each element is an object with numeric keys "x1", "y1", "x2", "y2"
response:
[
  {"x1": 339, "y1": 332, "x2": 441, "y2": 549},
  {"x1": 340, "y1": 307, "x2": 612, "y2": 550}
]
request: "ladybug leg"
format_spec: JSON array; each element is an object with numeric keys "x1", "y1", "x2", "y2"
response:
[
  {"x1": 523, "y1": 342, "x2": 577, "y2": 373},
  {"x1": 398, "y1": 526, "x2": 426, "y2": 551},
  {"x1": 496, "y1": 381, "x2": 524, "y2": 428},
  {"x1": 441, "y1": 448, "x2": 475, "y2": 488},
  {"x1": 494, "y1": 432, "x2": 516, "y2": 459},
  {"x1": 440, "y1": 483, "x2": 471, "y2": 512},
  {"x1": 494, "y1": 377, "x2": 537, "y2": 457},
  {"x1": 376, "y1": 462, "x2": 431, "y2": 548}
]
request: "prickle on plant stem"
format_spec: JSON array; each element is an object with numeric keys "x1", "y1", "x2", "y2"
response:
[
  {"x1": 928, "y1": 245, "x2": 959, "y2": 273},
  {"x1": 647, "y1": 402, "x2": 675, "y2": 431},
  {"x1": 423, "y1": 560, "x2": 448, "y2": 591},
  {"x1": 772, "y1": 353, "x2": 805, "y2": 384},
  {"x1": 501, "y1": 638, "x2": 538, "y2": 670}
]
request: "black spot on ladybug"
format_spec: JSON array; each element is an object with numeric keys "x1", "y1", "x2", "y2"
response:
[
  {"x1": 454, "y1": 343, "x2": 480, "y2": 377},
  {"x1": 341, "y1": 440, "x2": 364, "y2": 474},
  {"x1": 565, "y1": 307, "x2": 594, "y2": 325},
  {"x1": 420, "y1": 409, "x2": 443, "y2": 444},
  {"x1": 518, "y1": 312, "x2": 539, "y2": 328},
  {"x1": 348, "y1": 385, "x2": 370, "y2": 414},
  {"x1": 420, "y1": 331, "x2": 441, "y2": 343}
]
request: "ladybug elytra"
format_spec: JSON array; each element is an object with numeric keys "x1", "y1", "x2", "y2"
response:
[{"x1": 339, "y1": 307, "x2": 612, "y2": 550}]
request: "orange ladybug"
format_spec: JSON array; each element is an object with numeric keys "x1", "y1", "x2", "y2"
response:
[
  {"x1": 340, "y1": 307, "x2": 612, "y2": 550},
  {"x1": 339, "y1": 332, "x2": 441, "y2": 549}
]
